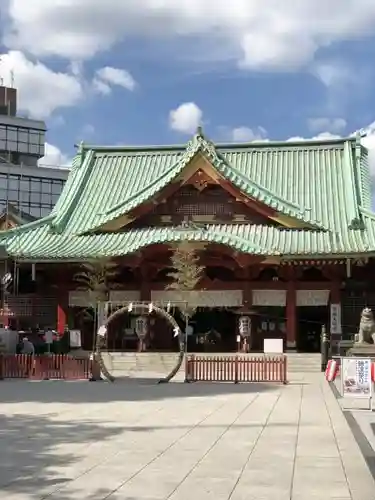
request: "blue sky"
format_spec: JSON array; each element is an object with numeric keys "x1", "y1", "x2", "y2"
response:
[{"x1": 1, "y1": 1, "x2": 375, "y2": 170}]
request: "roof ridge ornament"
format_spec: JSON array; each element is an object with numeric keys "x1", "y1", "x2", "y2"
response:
[
  {"x1": 77, "y1": 140, "x2": 85, "y2": 154},
  {"x1": 72, "y1": 141, "x2": 86, "y2": 169},
  {"x1": 185, "y1": 126, "x2": 216, "y2": 159},
  {"x1": 196, "y1": 125, "x2": 204, "y2": 137}
]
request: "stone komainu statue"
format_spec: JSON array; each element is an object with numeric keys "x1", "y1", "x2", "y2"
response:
[{"x1": 356, "y1": 307, "x2": 375, "y2": 344}]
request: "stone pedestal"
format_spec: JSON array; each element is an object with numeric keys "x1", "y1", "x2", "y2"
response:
[{"x1": 347, "y1": 343, "x2": 375, "y2": 359}]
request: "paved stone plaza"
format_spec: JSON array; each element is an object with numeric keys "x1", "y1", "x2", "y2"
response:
[{"x1": 0, "y1": 375, "x2": 374, "y2": 500}]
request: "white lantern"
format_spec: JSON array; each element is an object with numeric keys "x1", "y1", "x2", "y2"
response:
[
  {"x1": 97, "y1": 325, "x2": 107, "y2": 338},
  {"x1": 135, "y1": 316, "x2": 148, "y2": 339},
  {"x1": 239, "y1": 316, "x2": 251, "y2": 337}
]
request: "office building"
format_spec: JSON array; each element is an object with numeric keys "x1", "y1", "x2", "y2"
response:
[{"x1": 0, "y1": 84, "x2": 68, "y2": 220}]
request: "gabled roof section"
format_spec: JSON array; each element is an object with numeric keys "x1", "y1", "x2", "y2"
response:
[
  {"x1": 11, "y1": 131, "x2": 369, "y2": 241},
  {"x1": 97, "y1": 129, "x2": 311, "y2": 232}
]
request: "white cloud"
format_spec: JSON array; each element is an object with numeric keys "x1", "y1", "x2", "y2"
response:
[
  {"x1": 307, "y1": 117, "x2": 347, "y2": 134},
  {"x1": 310, "y1": 61, "x2": 355, "y2": 88},
  {"x1": 0, "y1": 52, "x2": 136, "y2": 119},
  {"x1": 38, "y1": 142, "x2": 70, "y2": 169},
  {"x1": 4, "y1": 1, "x2": 375, "y2": 71},
  {"x1": 93, "y1": 66, "x2": 136, "y2": 94},
  {"x1": 0, "y1": 51, "x2": 82, "y2": 119},
  {"x1": 92, "y1": 78, "x2": 111, "y2": 95},
  {"x1": 231, "y1": 126, "x2": 268, "y2": 142},
  {"x1": 169, "y1": 102, "x2": 203, "y2": 134},
  {"x1": 287, "y1": 132, "x2": 342, "y2": 142}
]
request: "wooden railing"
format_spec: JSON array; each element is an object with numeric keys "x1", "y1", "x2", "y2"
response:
[
  {"x1": 0, "y1": 354, "x2": 93, "y2": 380},
  {"x1": 185, "y1": 354, "x2": 287, "y2": 384}
]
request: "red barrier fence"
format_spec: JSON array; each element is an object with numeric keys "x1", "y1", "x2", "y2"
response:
[
  {"x1": 185, "y1": 355, "x2": 287, "y2": 384},
  {"x1": 0, "y1": 354, "x2": 92, "y2": 380}
]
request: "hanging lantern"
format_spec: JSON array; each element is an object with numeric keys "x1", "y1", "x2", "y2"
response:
[
  {"x1": 166, "y1": 301, "x2": 171, "y2": 313},
  {"x1": 135, "y1": 316, "x2": 148, "y2": 339},
  {"x1": 239, "y1": 316, "x2": 251, "y2": 337},
  {"x1": 97, "y1": 324, "x2": 107, "y2": 338},
  {"x1": 148, "y1": 302, "x2": 154, "y2": 313},
  {"x1": 128, "y1": 302, "x2": 133, "y2": 312}
]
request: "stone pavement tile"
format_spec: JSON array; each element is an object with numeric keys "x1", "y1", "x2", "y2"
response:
[
  {"x1": 292, "y1": 496, "x2": 350, "y2": 500},
  {"x1": 45, "y1": 472, "x2": 128, "y2": 499},
  {"x1": 292, "y1": 473, "x2": 350, "y2": 498},
  {"x1": 241, "y1": 458, "x2": 294, "y2": 480},
  {"x1": 230, "y1": 484, "x2": 291, "y2": 500},
  {"x1": 167, "y1": 393, "x2": 284, "y2": 499},
  {"x1": 107, "y1": 475, "x2": 181, "y2": 499},
  {"x1": 322, "y1": 381, "x2": 375, "y2": 500},
  {"x1": 168, "y1": 477, "x2": 237, "y2": 500}
]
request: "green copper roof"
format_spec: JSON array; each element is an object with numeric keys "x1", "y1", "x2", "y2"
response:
[
  {"x1": 47, "y1": 132, "x2": 365, "y2": 236},
  {"x1": 0, "y1": 131, "x2": 374, "y2": 260},
  {"x1": 0, "y1": 223, "x2": 371, "y2": 260}
]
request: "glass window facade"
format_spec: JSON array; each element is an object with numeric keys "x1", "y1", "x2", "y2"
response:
[
  {"x1": 0, "y1": 124, "x2": 45, "y2": 157},
  {"x1": 0, "y1": 173, "x2": 65, "y2": 218}
]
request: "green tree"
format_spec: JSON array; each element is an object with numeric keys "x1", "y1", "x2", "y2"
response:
[
  {"x1": 74, "y1": 258, "x2": 119, "y2": 310},
  {"x1": 167, "y1": 242, "x2": 205, "y2": 318},
  {"x1": 73, "y1": 258, "x2": 119, "y2": 351},
  {"x1": 161, "y1": 242, "x2": 205, "y2": 383}
]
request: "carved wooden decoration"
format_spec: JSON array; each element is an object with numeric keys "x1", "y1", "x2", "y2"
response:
[
  {"x1": 185, "y1": 169, "x2": 218, "y2": 191},
  {"x1": 128, "y1": 185, "x2": 279, "y2": 228}
]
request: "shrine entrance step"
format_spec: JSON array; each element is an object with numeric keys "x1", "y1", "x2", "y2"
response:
[
  {"x1": 101, "y1": 351, "x2": 180, "y2": 376},
  {"x1": 97, "y1": 352, "x2": 321, "y2": 377},
  {"x1": 287, "y1": 353, "x2": 321, "y2": 373}
]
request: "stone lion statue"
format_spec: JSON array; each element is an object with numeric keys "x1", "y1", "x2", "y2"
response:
[{"x1": 356, "y1": 307, "x2": 375, "y2": 344}]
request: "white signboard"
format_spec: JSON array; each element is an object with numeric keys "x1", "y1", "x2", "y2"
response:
[
  {"x1": 341, "y1": 357, "x2": 372, "y2": 399},
  {"x1": 252, "y1": 290, "x2": 286, "y2": 307},
  {"x1": 330, "y1": 303, "x2": 342, "y2": 334},
  {"x1": 45, "y1": 330, "x2": 54, "y2": 344},
  {"x1": 264, "y1": 338, "x2": 284, "y2": 354},
  {"x1": 109, "y1": 290, "x2": 141, "y2": 302},
  {"x1": 151, "y1": 290, "x2": 243, "y2": 308},
  {"x1": 69, "y1": 329, "x2": 82, "y2": 348},
  {"x1": 296, "y1": 290, "x2": 330, "y2": 306}
]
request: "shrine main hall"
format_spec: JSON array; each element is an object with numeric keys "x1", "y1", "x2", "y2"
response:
[{"x1": 1, "y1": 130, "x2": 375, "y2": 352}]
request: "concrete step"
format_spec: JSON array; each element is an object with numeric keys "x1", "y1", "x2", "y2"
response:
[{"x1": 100, "y1": 352, "x2": 322, "y2": 374}]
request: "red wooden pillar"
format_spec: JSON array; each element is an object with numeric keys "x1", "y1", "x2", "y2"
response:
[
  {"x1": 286, "y1": 282, "x2": 297, "y2": 350},
  {"x1": 57, "y1": 303, "x2": 66, "y2": 335},
  {"x1": 56, "y1": 268, "x2": 68, "y2": 336}
]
